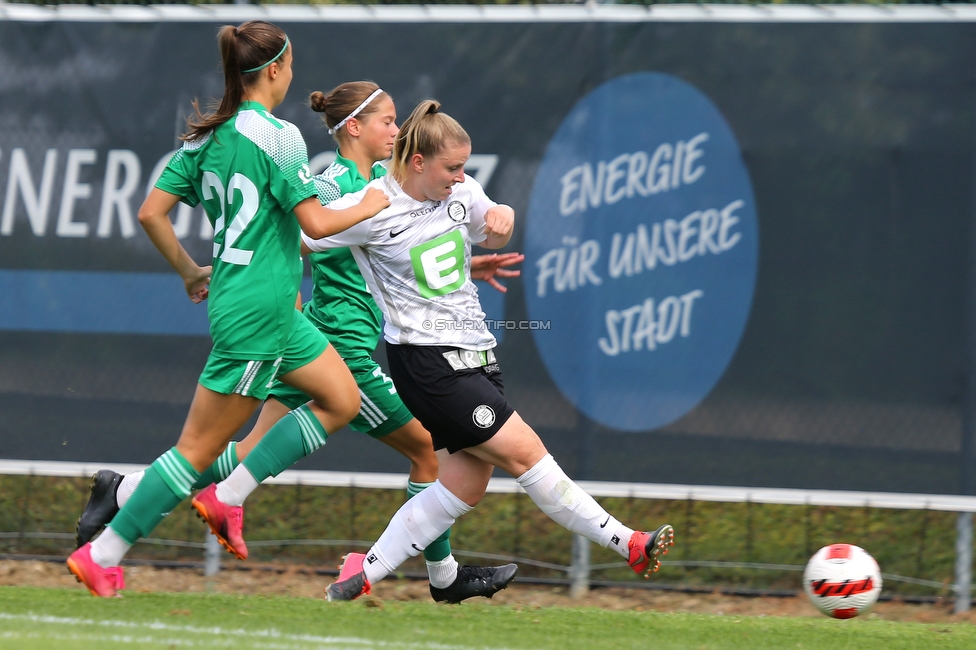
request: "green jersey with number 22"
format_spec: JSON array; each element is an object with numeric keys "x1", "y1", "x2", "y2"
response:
[{"x1": 156, "y1": 101, "x2": 317, "y2": 360}]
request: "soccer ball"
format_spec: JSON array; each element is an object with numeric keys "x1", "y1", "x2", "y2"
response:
[{"x1": 803, "y1": 544, "x2": 882, "y2": 619}]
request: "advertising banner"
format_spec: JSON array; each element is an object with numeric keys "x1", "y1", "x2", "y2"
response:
[{"x1": 1, "y1": 13, "x2": 973, "y2": 494}]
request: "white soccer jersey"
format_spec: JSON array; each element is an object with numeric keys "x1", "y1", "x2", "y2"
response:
[{"x1": 303, "y1": 174, "x2": 498, "y2": 350}]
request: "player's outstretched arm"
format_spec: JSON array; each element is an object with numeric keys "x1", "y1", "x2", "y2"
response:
[
  {"x1": 482, "y1": 205, "x2": 515, "y2": 250},
  {"x1": 138, "y1": 188, "x2": 211, "y2": 303},
  {"x1": 295, "y1": 187, "x2": 390, "y2": 239},
  {"x1": 471, "y1": 252, "x2": 524, "y2": 293}
]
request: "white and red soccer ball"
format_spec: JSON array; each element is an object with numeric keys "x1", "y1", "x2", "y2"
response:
[{"x1": 803, "y1": 543, "x2": 882, "y2": 619}]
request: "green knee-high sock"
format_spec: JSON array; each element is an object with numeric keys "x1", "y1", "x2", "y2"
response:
[
  {"x1": 408, "y1": 480, "x2": 452, "y2": 562},
  {"x1": 192, "y1": 441, "x2": 239, "y2": 490},
  {"x1": 242, "y1": 405, "x2": 327, "y2": 483},
  {"x1": 110, "y1": 447, "x2": 201, "y2": 545}
]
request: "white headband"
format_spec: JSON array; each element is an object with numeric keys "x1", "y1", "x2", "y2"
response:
[{"x1": 328, "y1": 88, "x2": 385, "y2": 135}]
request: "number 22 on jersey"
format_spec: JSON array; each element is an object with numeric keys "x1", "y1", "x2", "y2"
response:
[{"x1": 202, "y1": 170, "x2": 259, "y2": 266}]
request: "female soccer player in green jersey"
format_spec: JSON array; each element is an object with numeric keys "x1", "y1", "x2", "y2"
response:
[
  {"x1": 66, "y1": 20, "x2": 389, "y2": 598},
  {"x1": 296, "y1": 100, "x2": 676, "y2": 601}
]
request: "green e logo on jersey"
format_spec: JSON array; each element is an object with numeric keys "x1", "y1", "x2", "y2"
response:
[{"x1": 410, "y1": 230, "x2": 466, "y2": 298}]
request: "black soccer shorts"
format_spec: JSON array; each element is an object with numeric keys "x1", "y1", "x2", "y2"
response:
[{"x1": 385, "y1": 342, "x2": 515, "y2": 453}]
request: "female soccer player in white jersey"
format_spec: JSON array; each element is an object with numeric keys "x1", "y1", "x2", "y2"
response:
[
  {"x1": 299, "y1": 100, "x2": 676, "y2": 601},
  {"x1": 76, "y1": 82, "x2": 520, "y2": 602},
  {"x1": 65, "y1": 20, "x2": 389, "y2": 598},
  {"x1": 253, "y1": 83, "x2": 519, "y2": 602}
]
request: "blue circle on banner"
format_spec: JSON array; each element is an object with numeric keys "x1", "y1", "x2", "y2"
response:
[{"x1": 524, "y1": 72, "x2": 758, "y2": 432}]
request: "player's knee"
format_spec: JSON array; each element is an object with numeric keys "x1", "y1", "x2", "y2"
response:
[
  {"x1": 175, "y1": 439, "x2": 222, "y2": 473},
  {"x1": 443, "y1": 479, "x2": 485, "y2": 508},
  {"x1": 311, "y1": 388, "x2": 360, "y2": 426},
  {"x1": 337, "y1": 390, "x2": 361, "y2": 424},
  {"x1": 507, "y1": 444, "x2": 550, "y2": 478},
  {"x1": 462, "y1": 490, "x2": 485, "y2": 508}
]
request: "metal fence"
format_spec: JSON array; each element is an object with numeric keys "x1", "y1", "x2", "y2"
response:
[{"x1": 1, "y1": 459, "x2": 972, "y2": 611}]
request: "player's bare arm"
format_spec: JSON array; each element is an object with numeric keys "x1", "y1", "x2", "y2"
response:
[
  {"x1": 138, "y1": 187, "x2": 211, "y2": 304},
  {"x1": 295, "y1": 186, "x2": 389, "y2": 239}
]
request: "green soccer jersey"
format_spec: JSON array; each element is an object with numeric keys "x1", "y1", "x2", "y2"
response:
[
  {"x1": 156, "y1": 101, "x2": 317, "y2": 360},
  {"x1": 304, "y1": 152, "x2": 387, "y2": 356}
]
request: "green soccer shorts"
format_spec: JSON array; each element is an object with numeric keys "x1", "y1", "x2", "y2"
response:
[
  {"x1": 199, "y1": 311, "x2": 328, "y2": 401},
  {"x1": 269, "y1": 351, "x2": 413, "y2": 439}
]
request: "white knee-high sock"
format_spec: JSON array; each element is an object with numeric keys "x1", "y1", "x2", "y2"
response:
[
  {"x1": 517, "y1": 454, "x2": 634, "y2": 559},
  {"x1": 116, "y1": 470, "x2": 144, "y2": 508},
  {"x1": 409, "y1": 480, "x2": 460, "y2": 589},
  {"x1": 363, "y1": 481, "x2": 472, "y2": 585}
]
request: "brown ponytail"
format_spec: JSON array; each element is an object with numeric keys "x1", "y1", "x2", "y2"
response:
[
  {"x1": 309, "y1": 81, "x2": 389, "y2": 141},
  {"x1": 391, "y1": 100, "x2": 470, "y2": 182},
  {"x1": 183, "y1": 20, "x2": 289, "y2": 142}
]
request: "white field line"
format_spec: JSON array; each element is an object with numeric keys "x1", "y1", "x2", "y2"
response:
[
  {"x1": 1, "y1": 631, "x2": 213, "y2": 647},
  {"x1": 0, "y1": 612, "x2": 509, "y2": 650},
  {"x1": 0, "y1": 630, "x2": 376, "y2": 649}
]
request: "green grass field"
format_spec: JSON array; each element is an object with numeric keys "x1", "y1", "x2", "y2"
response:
[{"x1": 0, "y1": 586, "x2": 973, "y2": 650}]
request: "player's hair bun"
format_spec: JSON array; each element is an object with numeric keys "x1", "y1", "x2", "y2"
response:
[{"x1": 309, "y1": 91, "x2": 328, "y2": 113}]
